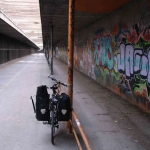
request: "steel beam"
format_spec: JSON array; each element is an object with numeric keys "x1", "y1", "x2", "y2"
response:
[
  {"x1": 67, "y1": 0, "x2": 75, "y2": 132},
  {"x1": 51, "y1": 25, "x2": 54, "y2": 75}
]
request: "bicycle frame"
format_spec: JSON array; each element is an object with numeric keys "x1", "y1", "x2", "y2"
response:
[
  {"x1": 49, "y1": 83, "x2": 60, "y2": 144},
  {"x1": 49, "y1": 94, "x2": 59, "y2": 144},
  {"x1": 48, "y1": 75, "x2": 67, "y2": 144},
  {"x1": 50, "y1": 94, "x2": 59, "y2": 125}
]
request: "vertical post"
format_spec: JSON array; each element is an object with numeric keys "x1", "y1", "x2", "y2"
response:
[
  {"x1": 45, "y1": 37, "x2": 47, "y2": 59},
  {"x1": 45, "y1": 37, "x2": 48, "y2": 58},
  {"x1": 47, "y1": 36, "x2": 49, "y2": 61},
  {"x1": 51, "y1": 25, "x2": 54, "y2": 75},
  {"x1": 43, "y1": 39, "x2": 45, "y2": 54},
  {"x1": 67, "y1": 0, "x2": 75, "y2": 133}
]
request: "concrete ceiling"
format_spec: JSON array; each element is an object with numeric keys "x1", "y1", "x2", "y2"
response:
[
  {"x1": 39, "y1": 0, "x2": 107, "y2": 46},
  {"x1": 0, "y1": 0, "x2": 42, "y2": 49},
  {"x1": 39, "y1": 0, "x2": 133, "y2": 47},
  {"x1": 0, "y1": 10, "x2": 39, "y2": 49},
  {"x1": 0, "y1": 0, "x2": 133, "y2": 49}
]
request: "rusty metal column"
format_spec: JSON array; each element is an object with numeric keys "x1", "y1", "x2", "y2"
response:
[
  {"x1": 45, "y1": 37, "x2": 48, "y2": 59},
  {"x1": 45, "y1": 40, "x2": 47, "y2": 58},
  {"x1": 67, "y1": 0, "x2": 75, "y2": 132},
  {"x1": 51, "y1": 25, "x2": 54, "y2": 75},
  {"x1": 47, "y1": 36, "x2": 50, "y2": 62}
]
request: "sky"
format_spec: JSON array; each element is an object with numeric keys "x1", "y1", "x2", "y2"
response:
[{"x1": 0, "y1": 0, "x2": 43, "y2": 49}]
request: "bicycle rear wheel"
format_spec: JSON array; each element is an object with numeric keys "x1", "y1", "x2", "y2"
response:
[{"x1": 51, "y1": 109, "x2": 55, "y2": 144}]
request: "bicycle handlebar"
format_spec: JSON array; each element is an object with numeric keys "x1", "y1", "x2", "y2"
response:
[{"x1": 48, "y1": 75, "x2": 67, "y2": 87}]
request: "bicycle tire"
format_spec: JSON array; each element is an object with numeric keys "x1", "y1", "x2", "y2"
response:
[{"x1": 51, "y1": 108, "x2": 55, "y2": 144}]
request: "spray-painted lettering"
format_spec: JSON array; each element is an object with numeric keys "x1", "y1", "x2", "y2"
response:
[{"x1": 117, "y1": 43, "x2": 150, "y2": 84}]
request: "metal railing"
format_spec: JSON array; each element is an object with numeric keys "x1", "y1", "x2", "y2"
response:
[
  {"x1": 45, "y1": 57, "x2": 93, "y2": 149},
  {"x1": 70, "y1": 109, "x2": 93, "y2": 150},
  {"x1": 57, "y1": 83, "x2": 92, "y2": 150}
]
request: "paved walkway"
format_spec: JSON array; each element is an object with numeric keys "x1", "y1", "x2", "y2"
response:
[
  {"x1": 0, "y1": 53, "x2": 150, "y2": 150},
  {"x1": 0, "y1": 54, "x2": 77, "y2": 150}
]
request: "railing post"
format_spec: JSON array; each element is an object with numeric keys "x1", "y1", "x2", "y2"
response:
[
  {"x1": 72, "y1": 110, "x2": 93, "y2": 150},
  {"x1": 67, "y1": 0, "x2": 75, "y2": 133}
]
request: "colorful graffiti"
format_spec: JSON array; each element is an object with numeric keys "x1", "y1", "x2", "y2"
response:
[
  {"x1": 117, "y1": 43, "x2": 150, "y2": 82},
  {"x1": 93, "y1": 30, "x2": 114, "y2": 70},
  {"x1": 57, "y1": 8, "x2": 150, "y2": 110},
  {"x1": 113, "y1": 20, "x2": 150, "y2": 108},
  {"x1": 89, "y1": 29, "x2": 121, "y2": 86},
  {"x1": 117, "y1": 75, "x2": 132, "y2": 98}
]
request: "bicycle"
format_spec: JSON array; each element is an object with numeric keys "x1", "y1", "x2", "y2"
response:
[
  {"x1": 48, "y1": 75, "x2": 67, "y2": 144},
  {"x1": 30, "y1": 75, "x2": 70, "y2": 145}
]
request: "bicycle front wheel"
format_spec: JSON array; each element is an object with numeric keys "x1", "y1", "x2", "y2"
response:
[{"x1": 51, "y1": 109, "x2": 55, "y2": 144}]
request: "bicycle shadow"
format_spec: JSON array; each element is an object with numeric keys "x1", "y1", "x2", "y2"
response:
[{"x1": 43, "y1": 122, "x2": 79, "y2": 149}]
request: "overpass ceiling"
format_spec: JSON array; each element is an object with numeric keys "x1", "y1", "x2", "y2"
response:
[
  {"x1": 0, "y1": 10, "x2": 39, "y2": 49},
  {"x1": 39, "y1": 0, "x2": 132, "y2": 46},
  {"x1": 0, "y1": 0, "x2": 42, "y2": 49}
]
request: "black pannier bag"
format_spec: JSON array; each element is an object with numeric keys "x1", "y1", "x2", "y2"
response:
[
  {"x1": 36, "y1": 85, "x2": 50, "y2": 121},
  {"x1": 58, "y1": 93, "x2": 72, "y2": 121}
]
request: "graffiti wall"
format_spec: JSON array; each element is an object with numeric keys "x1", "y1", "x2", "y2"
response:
[{"x1": 56, "y1": 0, "x2": 150, "y2": 110}]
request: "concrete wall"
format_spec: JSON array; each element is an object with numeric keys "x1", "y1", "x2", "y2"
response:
[
  {"x1": 56, "y1": 0, "x2": 150, "y2": 111},
  {"x1": 0, "y1": 33, "x2": 36, "y2": 64}
]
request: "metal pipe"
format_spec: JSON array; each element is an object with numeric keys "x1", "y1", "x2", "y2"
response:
[
  {"x1": 45, "y1": 37, "x2": 48, "y2": 59},
  {"x1": 51, "y1": 25, "x2": 54, "y2": 75},
  {"x1": 44, "y1": 41, "x2": 46, "y2": 56},
  {"x1": 69, "y1": 120, "x2": 83, "y2": 150},
  {"x1": 72, "y1": 110, "x2": 93, "y2": 150},
  {"x1": 67, "y1": 0, "x2": 75, "y2": 133},
  {"x1": 47, "y1": 36, "x2": 49, "y2": 60},
  {"x1": 45, "y1": 41, "x2": 47, "y2": 58}
]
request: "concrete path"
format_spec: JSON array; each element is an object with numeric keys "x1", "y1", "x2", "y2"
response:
[
  {"x1": 0, "y1": 53, "x2": 150, "y2": 150},
  {"x1": 53, "y1": 57, "x2": 150, "y2": 150},
  {"x1": 0, "y1": 54, "x2": 78, "y2": 150}
]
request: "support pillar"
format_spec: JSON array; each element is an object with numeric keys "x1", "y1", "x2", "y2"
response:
[
  {"x1": 47, "y1": 36, "x2": 49, "y2": 61},
  {"x1": 67, "y1": 0, "x2": 75, "y2": 132},
  {"x1": 51, "y1": 25, "x2": 54, "y2": 75}
]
